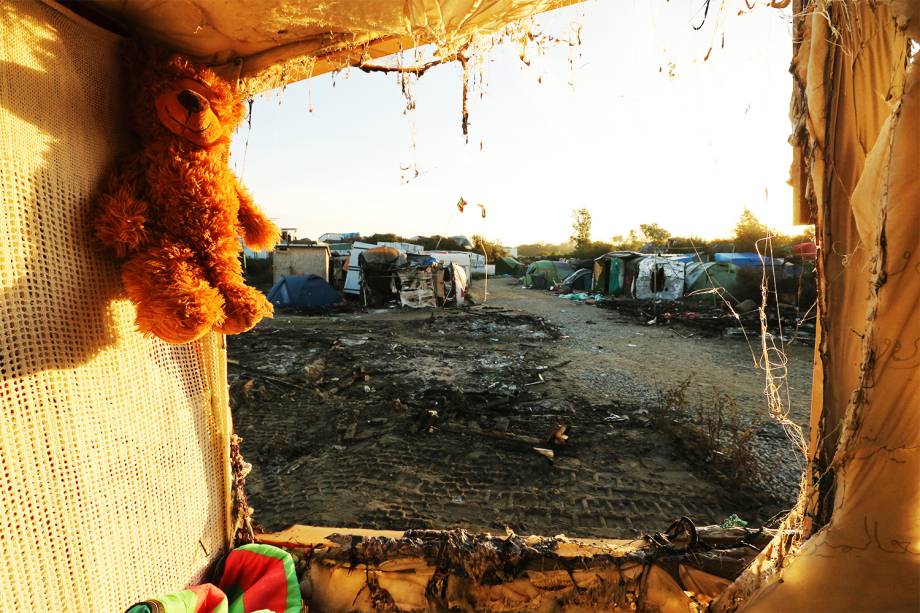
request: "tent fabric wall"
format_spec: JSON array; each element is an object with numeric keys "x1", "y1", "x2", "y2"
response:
[
  {"x1": 606, "y1": 257, "x2": 624, "y2": 294},
  {"x1": 716, "y1": 2, "x2": 919, "y2": 611},
  {"x1": 593, "y1": 255, "x2": 625, "y2": 295},
  {"x1": 684, "y1": 262, "x2": 740, "y2": 304},
  {"x1": 0, "y1": 2, "x2": 232, "y2": 610},
  {"x1": 792, "y1": 0, "x2": 911, "y2": 535}
]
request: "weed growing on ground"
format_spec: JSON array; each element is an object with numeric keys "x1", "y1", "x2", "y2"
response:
[{"x1": 653, "y1": 375, "x2": 762, "y2": 489}]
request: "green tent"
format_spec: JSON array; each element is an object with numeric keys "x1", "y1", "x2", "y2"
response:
[
  {"x1": 496, "y1": 256, "x2": 525, "y2": 276},
  {"x1": 523, "y1": 261, "x2": 575, "y2": 289},
  {"x1": 684, "y1": 262, "x2": 741, "y2": 304}
]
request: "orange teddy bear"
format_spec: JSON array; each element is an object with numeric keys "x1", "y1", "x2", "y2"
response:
[{"x1": 95, "y1": 44, "x2": 279, "y2": 344}]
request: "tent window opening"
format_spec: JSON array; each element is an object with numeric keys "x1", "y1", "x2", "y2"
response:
[{"x1": 650, "y1": 265, "x2": 666, "y2": 293}]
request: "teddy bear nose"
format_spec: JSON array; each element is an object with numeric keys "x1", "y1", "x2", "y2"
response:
[{"x1": 177, "y1": 89, "x2": 206, "y2": 113}]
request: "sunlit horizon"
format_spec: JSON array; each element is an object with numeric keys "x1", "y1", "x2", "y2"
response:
[{"x1": 230, "y1": 1, "x2": 808, "y2": 248}]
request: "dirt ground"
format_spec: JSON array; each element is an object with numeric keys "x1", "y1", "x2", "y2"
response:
[{"x1": 230, "y1": 279, "x2": 813, "y2": 539}]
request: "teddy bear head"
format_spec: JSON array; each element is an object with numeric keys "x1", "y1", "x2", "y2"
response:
[{"x1": 126, "y1": 42, "x2": 245, "y2": 149}]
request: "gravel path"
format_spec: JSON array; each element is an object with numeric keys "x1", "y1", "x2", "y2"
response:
[{"x1": 480, "y1": 279, "x2": 813, "y2": 512}]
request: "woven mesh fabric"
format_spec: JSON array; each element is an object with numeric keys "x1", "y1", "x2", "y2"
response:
[{"x1": 0, "y1": 1, "x2": 232, "y2": 609}]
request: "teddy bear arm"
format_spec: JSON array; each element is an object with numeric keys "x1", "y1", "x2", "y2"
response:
[
  {"x1": 94, "y1": 161, "x2": 150, "y2": 258},
  {"x1": 234, "y1": 178, "x2": 280, "y2": 252}
]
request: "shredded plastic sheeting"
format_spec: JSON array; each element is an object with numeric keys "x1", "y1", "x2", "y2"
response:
[
  {"x1": 0, "y1": 2, "x2": 232, "y2": 610},
  {"x1": 89, "y1": 0, "x2": 579, "y2": 94}
]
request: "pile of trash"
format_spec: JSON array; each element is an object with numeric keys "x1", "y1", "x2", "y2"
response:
[
  {"x1": 597, "y1": 297, "x2": 816, "y2": 342},
  {"x1": 356, "y1": 246, "x2": 470, "y2": 308}
]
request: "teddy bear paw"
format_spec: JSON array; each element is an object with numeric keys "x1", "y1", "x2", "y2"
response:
[
  {"x1": 124, "y1": 266, "x2": 226, "y2": 344},
  {"x1": 215, "y1": 284, "x2": 273, "y2": 335}
]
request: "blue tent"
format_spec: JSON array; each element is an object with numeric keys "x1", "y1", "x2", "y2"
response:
[
  {"x1": 267, "y1": 274, "x2": 342, "y2": 310},
  {"x1": 714, "y1": 253, "x2": 783, "y2": 268}
]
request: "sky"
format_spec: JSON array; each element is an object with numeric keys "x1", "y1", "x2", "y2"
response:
[{"x1": 229, "y1": 0, "x2": 803, "y2": 247}]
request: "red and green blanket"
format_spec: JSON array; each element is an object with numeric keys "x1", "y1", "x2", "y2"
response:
[{"x1": 126, "y1": 544, "x2": 301, "y2": 613}]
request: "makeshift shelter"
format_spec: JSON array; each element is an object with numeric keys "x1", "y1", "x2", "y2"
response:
[
  {"x1": 568, "y1": 257, "x2": 595, "y2": 270},
  {"x1": 684, "y1": 262, "x2": 742, "y2": 305},
  {"x1": 271, "y1": 244, "x2": 331, "y2": 284},
  {"x1": 633, "y1": 256, "x2": 686, "y2": 301},
  {"x1": 523, "y1": 260, "x2": 575, "y2": 289},
  {"x1": 343, "y1": 241, "x2": 376, "y2": 295},
  {"x1": 592, "y1": 252, "x2": 642, "y2": 296},
  {"x1": 494, "y1": 255, "x2": 525, "y2": 276},
  {"x1": 267, "y1": 274, "x2": 342, "y2": 310},
  {"x1": 3, "y1": 0, "x2": 919, "y2": 611},
  {"x1": 359, "y1": 246, "x2": 407, "y2": 305}
]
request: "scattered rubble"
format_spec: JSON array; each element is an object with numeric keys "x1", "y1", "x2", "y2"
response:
[{"x1": 596, "y1": 298, "x2": 816, "y2": 343}]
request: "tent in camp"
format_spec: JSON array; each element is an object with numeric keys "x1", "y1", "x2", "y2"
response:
[
  {"x1": 592, "y1": 252, "x2": 643, "y2": 296},
  {"x1": 713, "y1": 252, "x2": 783, "y2": 268},
  {"x1": 495, "y1": 256, "x2": 525, "y2": 276},
  {"x1": 559, "y1": 268, "x2": 593, "y2": 292},
  {"x1": 684, "y1": 262, "x2": 741, "y2": 305},
  {"x1": 267, "y1": 274, "x2": 342, "y2": 310},
  {"x1": 633, "y1": 256, "x2": 686, "y2": 301},
  {"x1": 523, "y1": 260, "x2": 575, "y2": 290}
]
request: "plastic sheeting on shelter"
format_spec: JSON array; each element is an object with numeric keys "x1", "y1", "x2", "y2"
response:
[
  {"x1": 633, "y1": 256, "x2": 685, "y2": 301},
  {"x1": 713, "y1": 253, "x2": 782, "y2": 268},
  {"x1": 495, "y1": 256, "x2": 525, "y2": 276},
  {"x1": 449, "y1": 263, "x2": 468, "y2": 305}
]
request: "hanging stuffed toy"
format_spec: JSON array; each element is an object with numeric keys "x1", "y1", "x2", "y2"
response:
[{"x1": 94, "y1": 42, "x2": 279, "y2": 344}]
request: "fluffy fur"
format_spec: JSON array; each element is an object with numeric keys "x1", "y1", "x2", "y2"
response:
[{"x1": 95, "y1": 43, "x2": 279, "y2": 344}]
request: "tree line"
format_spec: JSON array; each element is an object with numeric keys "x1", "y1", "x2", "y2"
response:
[{"x1": 547, "y1": 207, "x2": 815, "y2": 261}]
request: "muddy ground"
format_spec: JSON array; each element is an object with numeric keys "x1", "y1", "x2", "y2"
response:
[{"x1": 230, "y1": 279, "x2": 813, "y2": 538}]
